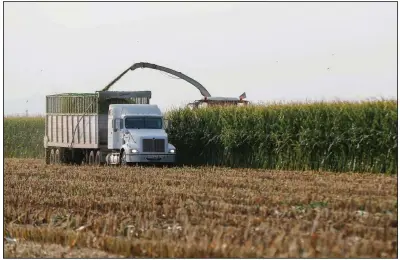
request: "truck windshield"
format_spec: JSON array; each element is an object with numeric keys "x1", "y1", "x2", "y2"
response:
[{"x1": 125, "y1": 117, "x2": 163, "y2": 129}]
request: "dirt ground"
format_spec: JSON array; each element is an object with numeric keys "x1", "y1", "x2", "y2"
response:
[{"x1": 4, "y1": 158, "x2": 398, "y2": 258}]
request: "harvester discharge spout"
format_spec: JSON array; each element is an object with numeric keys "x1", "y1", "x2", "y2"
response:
[{"x1": 101, "y1": 62, "x2": 212, "y2": 98}]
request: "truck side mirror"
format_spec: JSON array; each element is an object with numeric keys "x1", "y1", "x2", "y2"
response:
[
  {"x1": 114, "y1": 119, "x2": 121, "y2": 132},
  {"x1": 164, "y1": 119, "x2": 170, "y2": 130}
]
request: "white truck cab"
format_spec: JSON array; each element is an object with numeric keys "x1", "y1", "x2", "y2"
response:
[{"x1": 106, "y1": 104, "x2": 176, "y2": 165}]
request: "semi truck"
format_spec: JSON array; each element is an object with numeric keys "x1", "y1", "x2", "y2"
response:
[{"x1": 44, "y1": 90, "x2": 176, "y2": 166}]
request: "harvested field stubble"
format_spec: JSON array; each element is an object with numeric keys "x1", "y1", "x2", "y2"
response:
[
  {"x1": 4, "y1": 240, "x2": 124, "y2": 258},
  {"x1": 4, "y1": 159, "x2": 398, "y2": 258}
]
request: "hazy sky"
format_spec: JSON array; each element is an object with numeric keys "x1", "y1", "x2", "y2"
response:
[{"x1": 4, "y1": 2, "x2": 397, "y2": 115}]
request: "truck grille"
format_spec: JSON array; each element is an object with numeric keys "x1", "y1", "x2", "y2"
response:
[{"x1": 142, "y1": 139, "x2": 165, "y2": 153}]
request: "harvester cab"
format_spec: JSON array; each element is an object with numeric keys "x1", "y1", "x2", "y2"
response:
[{"x1": 187, "y1": 92, "x2": 250, "y2": 109}]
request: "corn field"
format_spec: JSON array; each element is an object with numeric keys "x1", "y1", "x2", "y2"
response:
[
  {"x1": 4, "y1": 100, "x2": 398, "y2": 174},
  {"x1": 4, "y1": 116, "x2": 45, "y2": 159},
  {"x1": 167, "y1": 100, "x2": 397, "y2": 174}
]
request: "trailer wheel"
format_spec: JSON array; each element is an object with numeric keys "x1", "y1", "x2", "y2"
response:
[
  {"x1": 95, "y1": 151, "x2": 101, "y2": 166},
  {"x1": 55, "y1": 149, "x2": 61, "y2": 164},
  {"x1": 50, "y1": 149, "x2": 55, "y2": 164},
  {"x1": 88, "y1": 151, "x2": 95, "y2": 165}
]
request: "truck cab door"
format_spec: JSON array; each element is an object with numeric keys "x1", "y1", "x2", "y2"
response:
[{"x1": 108, "y1": 118, "x2": 123, "y2": 149}]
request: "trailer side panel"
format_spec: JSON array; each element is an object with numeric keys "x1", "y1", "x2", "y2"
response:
[{"x1": 46, "y1": 114, "x2": 100, "y2": 149}]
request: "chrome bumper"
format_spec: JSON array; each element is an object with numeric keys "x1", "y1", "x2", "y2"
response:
[{"x1": 126, "y1": 153, "x2": 176, "y2": 163}]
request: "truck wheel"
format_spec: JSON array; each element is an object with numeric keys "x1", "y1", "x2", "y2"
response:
[
  {"x1": 95, "y1": 151, "x2": 101, "y2": 166},
  {"x1": 88, "y1": 151, "x2": 95, "y2": 165},
  {"x1": 120, "y1": 151, "x2": 127, "y2": 166},
  {"x1": 55, "y1": 149, "x2": 61, "y2": 164},
  {"x1": 50, "y1": 149, "x2": 55, "y2": 164}
]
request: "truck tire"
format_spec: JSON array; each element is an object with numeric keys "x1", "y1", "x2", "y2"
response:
[
  {"x1": 88, "y1": 151, "x2": 95, "y2": 165},
  {"x1": 55, "y1": 149, "x2": 61, "y2": 164},
  {"x1": 95, "y1": 151, "x2": 101, "y2": 166},
  {"x1": 50, "y1": 149, "x2": 55, "y2": 164},
  {"x1": 120, "y1": 151, "x2": 127, "y2": 166}
]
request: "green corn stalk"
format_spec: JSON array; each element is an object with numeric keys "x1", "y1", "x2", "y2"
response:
[{"x1": 167, "y1": 99, "x2": 397, "y2": 174}]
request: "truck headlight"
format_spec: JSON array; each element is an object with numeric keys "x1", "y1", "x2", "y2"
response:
[
  {"x1": 169, "y1": 149, "x2": 175, "y2": 154},
  {"x1": 132, "y1": 149, "x2": 138, "y2": 153}
]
